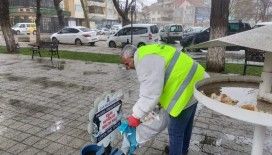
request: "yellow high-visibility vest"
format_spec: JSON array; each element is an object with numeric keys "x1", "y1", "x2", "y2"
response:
[{"x1": 137, "y1": 44, "x2": 205, "y2": 117}]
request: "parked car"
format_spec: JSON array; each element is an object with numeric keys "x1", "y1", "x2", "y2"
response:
[
  {"x1": 110, "y1": 24, "x2": 122, "y2": 35},
  {"x1": 107, "y1": 24, "x2": 160, "y2": 48},
  {"x1": 160, "y1": 24, "x2": 183, "y2": 43},
  {"x1": 180, "y1": 21, "x2": 251, "y2": 48},
  {"x1": 27, "y1": 23, "x2": 37, "y2": 35},
  {"x1": 50, "y1": 26, "x2": 99, "y2": 46},
  {"x1": 183, "y1": 27, "x2": 204, "y2": 36},
  {"x1": 12, "y1": 23, "x2": 36, "y2": 35},
  {"x1": 97, "y1": 28, "x2": 110, "y2": 35},
  {"x1": 253, "y1": 22, "x2": 272, "y2": 28}
]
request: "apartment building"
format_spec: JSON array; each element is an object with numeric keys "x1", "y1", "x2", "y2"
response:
[
  {"x1": 139, "y1": 0, "x2": 211, "y2": 27},
  {"x1": 173, "y1": 0, "x2": 211, "y2": 27},
  {"x1": 9, "y1": 0, "x2": 71, "y2": 32},
  {"x1": 64, "y1": 0, "x2": 119, "y2": 28}
]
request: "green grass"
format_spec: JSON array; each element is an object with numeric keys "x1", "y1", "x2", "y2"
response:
[
  {"x1": 0, "y1": 46, "x2": 121, "y2": 64},
  {"x1": 0, "y1": 46, "x2": 262, "y2": 76},
  {"x1": 200, "y1": 62, "x2": 262, "y2": 76}
]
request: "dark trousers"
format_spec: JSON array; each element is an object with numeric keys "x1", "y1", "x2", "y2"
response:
[{"x1": 168, "y1": 103, "x2": 197, "y2": 155}]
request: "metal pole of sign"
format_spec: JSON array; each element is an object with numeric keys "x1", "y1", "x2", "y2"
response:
[{"x1": 131, "y1": 10, "x2": 133, "y2": 45}]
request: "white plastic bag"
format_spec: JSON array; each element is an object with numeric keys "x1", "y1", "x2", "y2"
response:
[
  {"x1": 136, "y1": 107, "x2": 169, "y2": 144},
  {"x1": 121, "y1": 134, "x2": 130, "y2": 154}
]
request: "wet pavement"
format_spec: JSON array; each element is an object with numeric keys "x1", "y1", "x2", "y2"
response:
[{"x1": 0, "y1": 54, "x2": 271, "y2": 155}]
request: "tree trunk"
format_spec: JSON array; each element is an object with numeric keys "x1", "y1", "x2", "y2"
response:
[
  {"x1": 0, "y1": 0, "x2": 17, "y2": 53},
  {"x1": 54, "y1": 0, "x2": 65, "y2": 29},
  {"x1": 36, "y1": 0, "x2": 41, "y2": 44},
  {"x1": 80, "y1": 0, "x2": 90, "y2": 28},
  {"x1": 122, "y1": 17, "x2": 130, "y2": 26},
  {"x1": 113, "y1": 0, "x2": 131, "y2": 26},
  {"x1": 206, "y1": 0, "x2": 230, "y2": 72}
]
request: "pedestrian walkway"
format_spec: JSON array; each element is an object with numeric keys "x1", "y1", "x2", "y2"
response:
[{"x1": 0, "y1": 54, "x2": 271, "y2": 155}]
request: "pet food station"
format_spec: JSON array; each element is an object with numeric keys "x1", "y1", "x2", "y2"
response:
[{"x1": 193, "y1": 26, "x2": 272, "y2": 155}]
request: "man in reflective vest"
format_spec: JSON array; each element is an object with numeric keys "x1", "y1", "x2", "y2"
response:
[{"x1": 121, "y1": 44, "x2": 206, "y2": 155}]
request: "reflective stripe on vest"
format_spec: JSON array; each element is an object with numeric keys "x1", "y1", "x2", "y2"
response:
[
  {"x1": 164, "y1": 51, "x2": 180, "y2": 85},
  {"x1": 166, "y1": 61, "x2": 198, "y2": 113}
]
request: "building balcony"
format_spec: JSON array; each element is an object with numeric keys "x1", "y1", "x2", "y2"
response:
[
  {"x1": 87, "y1": 1, "x2": 106, "y2": 8},
  {"x1": 89, "y1": 13, "x2": 106, "y2": 21},
  {"x1": 9, "y1": 6, "x2": 71, "y2": 17}
]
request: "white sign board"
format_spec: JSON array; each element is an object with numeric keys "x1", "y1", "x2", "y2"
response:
[{"x1": 88, "y1": 91, "x2": 123, "y2": 146}]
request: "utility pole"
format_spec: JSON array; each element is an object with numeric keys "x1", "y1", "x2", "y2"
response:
[{"x1": 130, "y1": 0, "x2": 136, "y2": 45}]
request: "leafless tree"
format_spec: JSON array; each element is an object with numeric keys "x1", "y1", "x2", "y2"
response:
[
  {"x1": 80, "y1": 0, "x2": 90, "y2": 28},
  {"x1": 36, "y1": 0, "x2": 41, "y2": 44},
  {"x1": 53, "y1": 0, "x2": 65, "y2": 29},
  {"x1": 229, "y1": 0, "x2": 255, "y2": 21},
  {"x1": 0, "y1": 0, "x2": 17, "y2": 53},
  {"x1": 206, "y1": 0, "x2": 230, "y2": 72},
  {"x1": 256, "y1": 0, "x2": 272, "y2": 22},
  {"x1": 140, "y1": 7, "x2": 150, "y2": 23},
  {"x1": 113, "y1": 0, "x2": 136, "y2": 26}
]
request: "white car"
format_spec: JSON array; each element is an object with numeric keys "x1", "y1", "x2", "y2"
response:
[
  {"x1": 12, "y1": 23, "x2": 36, "y2": 35},
  {"x1": 97, "y1": 28, "x2": 110, "y2": 35},
  {"x1": 253, "y1": 22, "x2": 272, "y2": 28},
  {"x1": 50, "y1": 26, "x2": 99, "y2": 46},
  {"x1": 110, "y1": 24, "x2": 122, "y2": 34},
  {"x1": 107, "y1": 24, "x2": 160, "y2": 48},
  {"x1": 160, "y1": 24, "x2": 183, "y2": 43},
  {"x1": 183, "y1": 26, "x2": 204, "y2": 34}
]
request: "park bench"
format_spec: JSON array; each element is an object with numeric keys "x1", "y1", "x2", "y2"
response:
[
  {"x1": 243, "y1": 48, "x2": 265, "y2": 75},
  {"x1": 29, "y1": 41, "x2": 59, "y2": 61}
]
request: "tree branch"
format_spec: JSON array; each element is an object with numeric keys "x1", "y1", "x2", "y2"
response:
[
  {"x1": 124, "y1": 0, "x2": 130, "y2": 13},
  {"x1": 113, "y1": 0, "x2": 127, "y2": 19}
]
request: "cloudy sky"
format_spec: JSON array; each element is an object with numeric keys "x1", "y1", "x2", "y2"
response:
[{"x1": 144, "y1": 0, "x2": 157, "y2": 5}]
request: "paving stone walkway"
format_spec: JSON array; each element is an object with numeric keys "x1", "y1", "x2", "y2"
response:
[{"x1": 0, "y1": 54, "x2": 271, "y2": 155}]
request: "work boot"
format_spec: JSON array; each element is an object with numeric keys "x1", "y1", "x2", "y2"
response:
[
  {"x1": 164, "y1": 145, "x2": 169, "y2": 154},
  {"x1": 164, "y1": 146, "x2": 190, "y2": 155}
]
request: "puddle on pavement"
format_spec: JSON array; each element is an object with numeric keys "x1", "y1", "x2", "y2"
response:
[
  {"x1": 9, "y1": 99, "x2": 49, "y2": 114},
  {"x1": 200, "y1": 135, "x2": 217, "y2": 146},
  {"x1": 199, "y1": 82, "x2": 272, "y2": 114},
  {"x1": 30, "y1": 77, "x2": 64, "y2": 88},
  {"x1": 85, "y1": 61, "x2": 93, "y2": 64},
  {"x1": 0, "y1": 60, "x2": 19, "y2": 66},
  {"x1": 35, "y1": 58, "x2": 66, "y2": 71},
  {"x1": 7, "y1": 75, "x2": 28, "y2": 82},
  {"x1": 41, "y1": 80, "x2": 67, "y2": 89},
  {"x1": 30, "y1": 77, "x2": 81, "y2": 89},
  {"x1": 0, "y1": 73, "x2": 11, "y2": 77},
  {"x1": 30, "y1": 77, "x2": 49, "y2": 84},
  {"x1": 49, "y1": 94, "x2": 61, "y2": 99},
  {"x1": 0, "y1": 74, "x2": 28, "y2": 82},
  {"x1": 81, "y1": 86, "x2": 95, "y2": 92},
  {"x1": 83, "y1": 70, "x2": 107, "y2": 75}
]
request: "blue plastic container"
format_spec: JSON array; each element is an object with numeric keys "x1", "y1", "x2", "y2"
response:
[{"x1": 81, "y1": 144, "x2": 105, "y2": 155}]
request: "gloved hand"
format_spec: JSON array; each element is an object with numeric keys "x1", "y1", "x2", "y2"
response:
[{"x1": 127, "y1": 115, "x2": 141, "y2": 127}]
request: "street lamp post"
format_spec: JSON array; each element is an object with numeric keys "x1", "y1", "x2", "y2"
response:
[{"x1": 130, "y1": 0, "x2": 136, "y2": 45}]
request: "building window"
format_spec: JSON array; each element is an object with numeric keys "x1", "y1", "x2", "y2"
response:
[
  {"x1": 75, "y1": 4, "x2": 83, "y2": 12},
  {"x1": 9, "y1": 0, "x2": 52, "y2": 7},
  {"x1": 89, "y1": 6, "x2": 104, "y2": 14},
  {"x1": 42, "y1": 18, "x2": 51, "y2": 31},
  {"x1": 89, "y1": 0, "x2": 105, "y2": 2},
  {"x1": 9, "y1": 0, "x2": 33, "y2": 7},
  {"x1": 41, "y1": 0, "x2": 54, "y2": 8}
]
